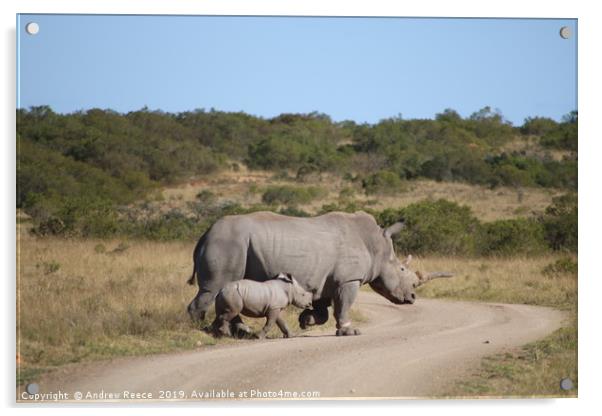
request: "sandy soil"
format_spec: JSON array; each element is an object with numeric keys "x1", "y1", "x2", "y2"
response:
[{"x1": 21, "y1": 292, "x2": 566, "y2": 402}]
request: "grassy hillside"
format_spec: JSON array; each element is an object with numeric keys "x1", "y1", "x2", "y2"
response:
[
  {"x1": 17, "y1": 106, "x2": 577, "y2": 240},
  {"x1": 157, "y1": 164, "x2": 563, "y2": 222}
]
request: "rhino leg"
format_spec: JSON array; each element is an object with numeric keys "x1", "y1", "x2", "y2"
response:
[
  {"x1": 276, "y1": 316, "x2": 291, "y2": 338},
  {"x1": 230, "y1": 315, "x2": 253, "y2": 338},
  {"x1": 254, "y1": 309, "x2": 281, "y2": 339},
  {"x1": 212, "y1": 318, "x2": 231, "y2": 338},
  {"x1": 299, "y1": 298, "x2": 330, "y2": 329},
  {"x1": 334, "y1": 281, "x2": 361, "y2": 336},
  {"x1": 211, "y1": 310, "x2": 237, "y2": 337}
]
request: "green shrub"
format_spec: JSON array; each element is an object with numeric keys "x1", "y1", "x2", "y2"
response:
[
  {"x1": 278, "y1": 206, "x2": 311, "y2": 217},
  {"x1": 30, "y1": 196, "x2": 120, "y2": 238},
  {"x1": 378, "y1": 199, "x2": 480, "y2": 256},
  {"x1": 541, "y1": 194, "x2": 578, "y2": 252},
  {"x1": 520, "y1": 117, "x2": 558, "y2": 136},
  {"x1": 320, "y1": 201, "x2": 370, "y2": 215},
  {"x1": 124, "y1": 210, "x2": 204, "y2": 241},
  {"x1": 247, "y1": 132, "x2": 341, "y2": 172},
  {"x1": 32, "y1": 216, "x2": 66, "y2": 236},
  {"x1": 540, "y1": 112, "x2": 577, "y2": 151},
  {"x1": 362, "y1": 170, "x2": 405, "y2": 195},
  {"x1": 261, "y1": 185, "x2": 325, "y2": 206},
  {"x1": 39, "y1": 261, "x2": 60, "y2": 275},
  {"x1": 478, "y1": 218, "x2": 548, "y2": 256}
]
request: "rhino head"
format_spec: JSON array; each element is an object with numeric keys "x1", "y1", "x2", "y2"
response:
[
  {"x1": 369, "y1": 222, "x2": 453, "y2": 305},
  {"x1": 276, "y1": 272, "x2": 313, "y2": 309}
]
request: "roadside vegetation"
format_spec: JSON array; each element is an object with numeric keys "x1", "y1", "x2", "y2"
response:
[{"x1": 414, "y1": 255, "x2": 577, "y2": 397}]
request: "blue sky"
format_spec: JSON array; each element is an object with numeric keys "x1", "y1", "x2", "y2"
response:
[{"x1": 17, "y1": 15, "x2": 577, "y2": 125}]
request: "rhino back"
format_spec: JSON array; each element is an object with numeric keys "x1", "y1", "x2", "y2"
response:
[
  {"x1": 213, "y1": 211, "x2": 383, "y2": 298},
  {"x1": 236, "y1": 279, "x2": 290, "y2": 317}
]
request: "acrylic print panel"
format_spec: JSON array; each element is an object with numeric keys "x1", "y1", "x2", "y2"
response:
[{"x1": 16, "y1": 14, "x2": 577, "y2": 402}]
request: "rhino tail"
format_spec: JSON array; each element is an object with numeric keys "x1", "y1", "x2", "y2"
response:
[
  {"x1": 187, "y1": 231, "x2": 208, "y2": 286},
  {"x1": 186, "y1": 270, "x2": 196, "y2": 286}
]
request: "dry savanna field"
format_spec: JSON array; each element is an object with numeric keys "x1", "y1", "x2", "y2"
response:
[
  {"x1": 157, "y1": 165, "x2": 562, "y2": 222},
  {"x1": 16, "y1": 174, "x2": 577, "y2": 397}
]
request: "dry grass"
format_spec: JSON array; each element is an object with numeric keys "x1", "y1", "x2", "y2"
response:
[
  {"x1": 409, "y1": 254, "x2": 577, "y2": 397},
  {"x1": 367, "y1": 180, "x2": 561, "y2": 221},
  {"x1": 16, "y1": 229, "x2": 354, "y2": 385},
  {"x1": 157, "y1": 164, "x2": 561, "y2": 222},
  {"x1": 17, "y1": 231, "x2": 203, "y2": 374},
  {"x1": 413, "y1": 255, "x2": 576, "y2": 310},
  {"x1": 500, "y1": 135, "x2": 576, "y2": 162},
  {"x1": 449, "y1": 323, "x2": 577, "y2": 397}
]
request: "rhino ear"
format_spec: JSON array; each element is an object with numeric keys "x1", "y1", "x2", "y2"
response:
[
  {"x1": 402, "y1": 254, "x2": 413, "y2": 266},
  {"x1": 384, "y1": 221, "x2": 405, "y2": 239},
  {"x1": 276, "y1": 272, "x2": 294, "y2": 283}
]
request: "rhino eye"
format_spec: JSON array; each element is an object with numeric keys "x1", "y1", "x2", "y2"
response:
[{"x1": 400, "y1": 267, "x2": 405, "y2": 272}]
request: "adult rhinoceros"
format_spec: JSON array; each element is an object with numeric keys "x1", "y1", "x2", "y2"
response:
[{"x1": 186, "y1": 211, "x2": 452, "y2": 336}]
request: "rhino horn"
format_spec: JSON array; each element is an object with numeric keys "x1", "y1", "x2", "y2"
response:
[{"x1": 416, "y1": 271, "x2": 454, "y2": 286}]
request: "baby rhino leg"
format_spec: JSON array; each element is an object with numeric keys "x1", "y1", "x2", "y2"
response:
[
  {"x1": 276, "y1": 315, "x2": 291, "y2": 338},
  {"x1": 230, "y1": 315, "x2": 252, "y2": 338},
  {"x1": 211, "y1": 309, "x2": 238, "y2": 337},
  {"x1": 212, "y1": 289, "x2": 243, "y2": 337},
  {"x1": 255, "y1": 309, "x2": 281, "y2": 339}
]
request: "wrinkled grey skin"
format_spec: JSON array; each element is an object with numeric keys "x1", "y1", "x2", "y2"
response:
[
  {"x1": 187, "y1": 211, "x2": 450, "y2": 336},
  {"x1": 211, "y1": 273, "x2": 313, "y2": 339}
]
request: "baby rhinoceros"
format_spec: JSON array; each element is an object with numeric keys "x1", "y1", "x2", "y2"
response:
[{"x1": 211, "y1": 273, "x2": 313, "y2": 339}]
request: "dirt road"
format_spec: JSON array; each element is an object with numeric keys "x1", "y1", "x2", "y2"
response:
[{"x1": 26, "y1": 292, "x2": 566, "y2": 401}]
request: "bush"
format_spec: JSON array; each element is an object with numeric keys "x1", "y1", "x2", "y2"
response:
[
  {"x1": 478, "y1": 218, "x2": 548, "y2": 256},
  {"x1": 520, "y1": 117, "x2": 558, "y2": 136},
  {"x1": 320, "y1": 201, "x2": 370, "y2": 215},
  {"x1": 39, "y1": 261, "x2": 60, "y2": 275},
  {"x1": 261, "y1": 185, "x2": 326, "y2": 206},
  {"x1": 378, "y1": 199, "x2": 480, "y2": 256},
  {"x1": 278, "y1": 206, "x2": 311, "y2": 217},
  {"x1": 32, "y1": 216, "x2": 66, "y2": 236},
  {"x1": 540, "y1": 112, "x2": 577, "y2": 151},
  {"x1": 123, "y1": 210, "x2": 204, "y2": 241},
  {"x1": 30, "y1": 196, "x2": 120, "y2": 238},
  {"x1": 378, "y1": 199, "x2": 555, "y2": 257},
  {"x1": 362, "y1": 170, "x2": 405, "y2": 195},
  {"x1": 247, "y1": 131, "x2": 341, "y2": 172},
  {"x1": 541, "y1": 194, "x2": 577, "y2": 252}
]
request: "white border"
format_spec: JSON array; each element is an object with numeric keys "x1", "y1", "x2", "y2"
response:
[{"x1": 3, "y1": 1, "x2": 601, "y2": 415}]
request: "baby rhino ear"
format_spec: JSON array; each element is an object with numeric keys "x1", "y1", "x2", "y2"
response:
[{"x1": 275, "y1": 272, "x2": 294, "y2": 283}]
